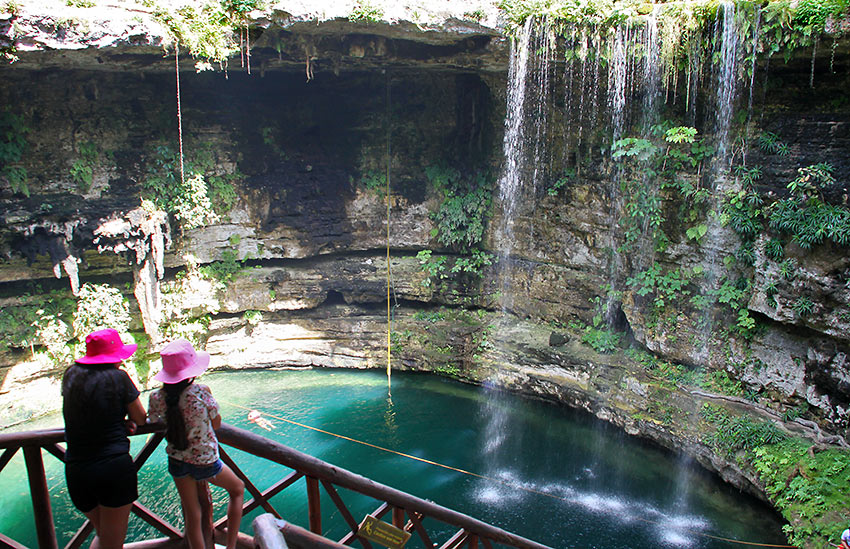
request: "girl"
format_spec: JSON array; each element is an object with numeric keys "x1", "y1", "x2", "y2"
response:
[
  {"x1": 63, "y1": 328, "x2": 146, "y2": 549},
  {"x1": 148, "y1": 339, "x2": 244, "y2": 549}
]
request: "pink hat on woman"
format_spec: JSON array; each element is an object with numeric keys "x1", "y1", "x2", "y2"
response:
[
  {"x1": 154, "y1": 339, "x2": 210, "y2": 383},
  {"x1": 76, "y1": 329, "x2": 137, "y2": 364}
]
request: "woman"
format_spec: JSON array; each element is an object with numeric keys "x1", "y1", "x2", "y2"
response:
[
  {"x1": 148, "y1": 339, "x2": 244, "y2": 549},
  {"x1": 62, "y1": 328, "x2": 146, "y2": 549}
]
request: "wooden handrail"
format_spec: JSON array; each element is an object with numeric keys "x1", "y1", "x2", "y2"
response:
[
  {"x1": 215, "y1": 424, "x2": 550, "y2": 549},
  {"x1": 0, "y1": 423, "x2": 552, "y2": 549}
]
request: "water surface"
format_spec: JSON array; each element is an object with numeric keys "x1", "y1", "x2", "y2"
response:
[{"x1": 0, "y1": 369, "x2": 787, "y2": 548}]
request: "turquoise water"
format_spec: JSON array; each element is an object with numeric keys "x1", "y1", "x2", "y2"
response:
[{"x1": 0, "y1": 369, "x2": 787, "y2": 548}]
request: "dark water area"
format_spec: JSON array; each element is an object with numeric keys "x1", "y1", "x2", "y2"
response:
[{"x1": 0, "y1": 369, "x2": 787, "y2": 548}]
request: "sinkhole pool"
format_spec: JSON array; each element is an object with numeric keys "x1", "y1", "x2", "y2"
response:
[{"x1": 0, "y1": 369, "x2": 787, "y2": 548}]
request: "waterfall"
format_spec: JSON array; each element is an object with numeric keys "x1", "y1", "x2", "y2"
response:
[
  {"x1": 495, "y1": 19, "x2": 532, "y2": 276},
  {"x1": 714, "y1": 1, "x2": 739, "y2": 170},
  {"x1": 697, "y1": 1, "x2": 743, "y2": 364},
  {"x1": 495, "y1": 18, "x2": 552, "y2": 314}
]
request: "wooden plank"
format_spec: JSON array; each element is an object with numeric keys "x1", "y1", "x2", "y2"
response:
[
  {"x1": 392, "y1": 508, "x2": 404, "y2": 529},
  {"x1": 481, "y1": 538, "x2": 493, "y2": 549},
  {"x1": 0, "y1": 531, "x2": 28, "y2": 549},
  {"x1": 23, "y1": 446, "x2": 58, "y2": 549},
  {"x1": 438, "y1": 530, "x2": 467, "y2": 549},
  {"x1": 0, "y1": 447, "x2": 18, "y2": 475},
  {"x1": 468, "y1": 534, "x2": 478, "y2": 549},
  {"x1": 306, "y1": 477, "x2": 321, "y2": 534},
  {"x1": 218, "y1": 471, "x2": 303, "y2": 530},
  {"x1": 64, "y1": 519, "x2": 94, "y2": 549},
  {"x1": 133, "y1": 432, "x2": 165, "y2": 471},
  {"x1": 406, "y1": 512, "x2": 434, "y2": 549},
  {"x1": 372, "y1": 503, "x2": 391, "y2": 520},
  {"x1": 220, "y1": 448, "x2": 280, "y2": 518},
  {"x1": 318, "y1": 480, "x2": 371, "y2": 549},
  {"x1": 130, "y1": 501, "x2": 182, "y2": 539},
  {"x1": 43, "y1": 443, "x2": 66, "y2": 463}
]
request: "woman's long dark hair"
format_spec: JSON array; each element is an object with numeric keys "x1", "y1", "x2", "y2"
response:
[{"x1": 163, "y1": 378, "x2": 193, "y2": 451}]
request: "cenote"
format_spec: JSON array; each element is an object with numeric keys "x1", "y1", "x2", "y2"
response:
[{"x1": 0, "y1": 369, "x2": 787, "y2": 548}]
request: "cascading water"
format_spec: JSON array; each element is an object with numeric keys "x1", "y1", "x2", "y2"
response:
[
  {"x1": 714, "y1": 1, "x2": 740, "y2": 170},
  {"x1": 697, "y1": 1, "x2": 743, "y2": 363},
  {"x1": 494, "y1": 18, "x2": 533, "y2": 315}
]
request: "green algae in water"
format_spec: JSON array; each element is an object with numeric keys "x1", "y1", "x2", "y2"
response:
[{"x1": 0, "y1": 369, "x2": 787, "y2": 548}]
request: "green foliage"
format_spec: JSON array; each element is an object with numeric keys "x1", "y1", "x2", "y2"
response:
[
  {"x1": 792, "y1": 0, "x2": 848, "y2": 31},
  {"x1": 757, "y1": 132, "x2": 790, "y2": 156},
  {"x1": 198, "y1": 249, "x2": 245, "y2": 283},
  {"x1": 70, "y1": 141, "x2": 98, "y2": 193},
  {"x1": 358, "y1": 170, "x2": 386, "y2": 196},
  {"x1": 426, "y1": 165, "x2": 492, "y2": 252},
  {"x1": 417, "y1": 249, "x2": 493, "y2": 288},
  {"x1": 765, "y1": 238, "x2": 784, "y2": 261},
  {"x1": 574, "y1": 318, "x2": 622, "y2": 353},
  {"x1": 792, "y1": 296, "x2": 814, "y2": 318},
  {"x1": 752, "y1": 438, "x2": 850, "y2": 548},
  {"x1": 2, "y1": 1, "x2": 21, "y2": 15},
  {"x1": 463, "y1": 9, "x2": 486, "y2": 21},
  {"x1": 572, "y1": 295, "x2": 622, "y2": 354},
  {"x1": 769, "y1": 165, "x2": 849, "y2": 248},
  {"x1": 626, "y1": 263, "x2": 693, "y2": 312},
  {"x1": 0, "y1": 289, "x2": 76, "y2": 353},
  {"x1": 147, "y1": 0, "x2": 262, "y2": 64},
  {"x1": 73, "y1": 283, "x2": 132, "y2": 339},
  {"x1": 243, "y1": 309, "x2": 263, "y2": 325},
  {"x1": 141, "y1": 143, "x2": 239, "y2": 230},
  {"x1": 701, "y1": 405, "x2": 787, "y2": 456},
  {"x1": 0, "y1": 109, "x2": 29, "y2": 196},
  {"x1": 612, "y1": 137, "x2": 658, "y2": 161},
  {"x1": 349, "y1": 0, "x2": 383, "y2": 22},
  {"x1": 547, "y1": 169, "x2": 574, "y2": 196},
  {"x1": 66, "y1": 0, "x2": 94, "y2": 7}
]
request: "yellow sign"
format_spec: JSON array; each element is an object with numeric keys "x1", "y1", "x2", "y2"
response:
[{"x1": 357, "y1": 514, "x2": 411, "y2": 549}]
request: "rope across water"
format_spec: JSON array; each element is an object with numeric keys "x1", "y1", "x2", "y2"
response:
[{"x1": 223, "y1": 400, "x2": 796, "y2": 548}]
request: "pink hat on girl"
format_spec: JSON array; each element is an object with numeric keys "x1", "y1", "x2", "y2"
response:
[
  {"x1": 154, "y1": 339, "x2": 210, "y2": 383},
  {"x1": 76, "y1": 329, "x2": 137, "y2": 364}
]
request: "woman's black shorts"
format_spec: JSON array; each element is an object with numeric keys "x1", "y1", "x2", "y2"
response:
[{"x1": 65, "y1": 453, "x2": 138, "y2": 512}]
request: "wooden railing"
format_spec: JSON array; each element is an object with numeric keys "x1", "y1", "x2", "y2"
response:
[{"x1": 0, "y1": 423, "x2": 551, "y2": 549}]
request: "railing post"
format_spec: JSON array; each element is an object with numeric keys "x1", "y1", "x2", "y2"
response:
[
  {"x1": 23, "y1": 446, "x2": 57, "y2": 549},
  {"x1": 306, "y1": 476, "x2": 321, "y2": 534},
  {"x1": 392, "y1": 507, "x2": 404, "y2": 529},
  {"x1": 198, "y1": 480, "x2": 214, "y2": 549}
]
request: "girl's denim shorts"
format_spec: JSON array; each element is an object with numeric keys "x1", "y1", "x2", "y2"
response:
[{"x1": 168, "y1": 457, "x2": 223, "y2": 481}]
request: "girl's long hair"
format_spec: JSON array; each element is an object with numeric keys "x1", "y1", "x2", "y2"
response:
[{"x1": 163, "y1": 378, "x2": 193, "y2": 451}]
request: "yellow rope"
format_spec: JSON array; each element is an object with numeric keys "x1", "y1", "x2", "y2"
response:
[
  {"x1": 385, "y1": 72, "x2": 392, "y2": 396},
  {"x1": 227, "y1": 401, "x2": 796, "y2": 548}
]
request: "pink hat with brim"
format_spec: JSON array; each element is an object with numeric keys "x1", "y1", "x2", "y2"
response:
[
  {"x1": 76, "y1": 329, "x2": 137, "y2": 364},
  {"x1": 154, "y1": 339, "x2": 210, "y2": 383}
]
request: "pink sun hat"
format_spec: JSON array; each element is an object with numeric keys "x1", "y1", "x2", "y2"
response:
[
  {"x1": 76, "y1": 329, "x2": 137, "y2": 364},
  {"x1": 154, "y1": 339, "x2": 210, "y2": 383}
]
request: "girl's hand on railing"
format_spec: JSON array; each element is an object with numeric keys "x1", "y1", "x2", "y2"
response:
[{"x1": 125, "y1": 419, "x2": 138, "y2": 435}]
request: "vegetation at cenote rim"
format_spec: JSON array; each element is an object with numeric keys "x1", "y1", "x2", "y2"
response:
[
  {"x1": 752, "y1": 438, "x2": 850, "y2": 547},
  {"x1": 0, "y1": 109, "x2": 29, "y2": 197},
  {"x1": 497, "y1": 0, "x2": 849, "y2": 76},
  {"x1": 698, "y1": 400, "x2": 850, "y2": 547},
  {"x1": 349, "y1": 0, "x2": 384, "y2": 23},
  {"x1": 141, "y1": 142, "x2": 240, "y2": 231},
  {"x1": 141, "y1": 0, "x2": 264, "y2": 66}
]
